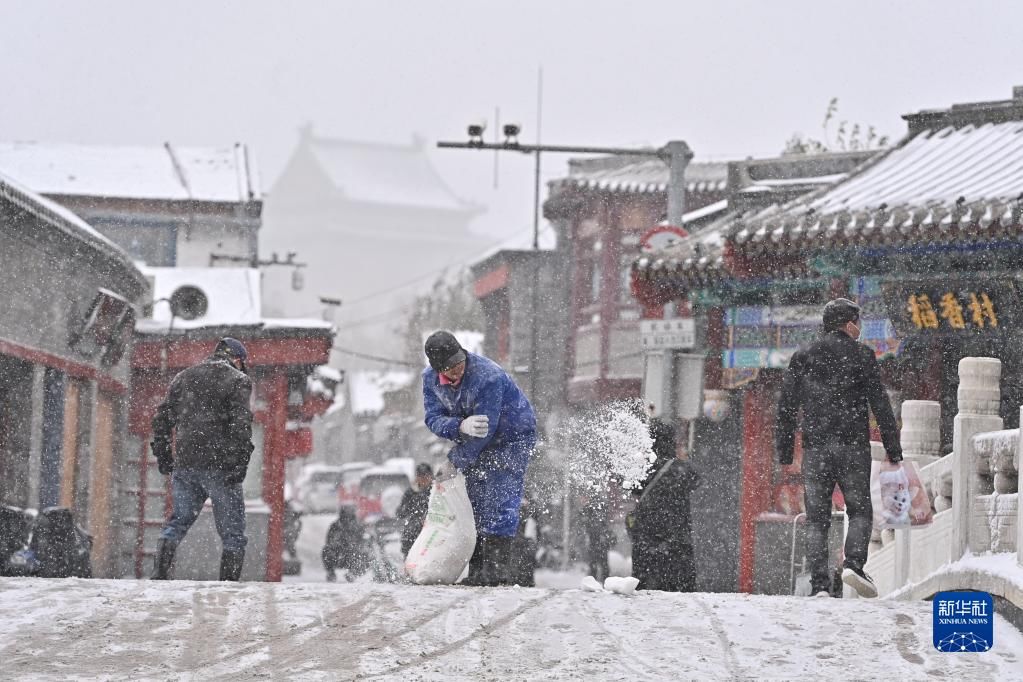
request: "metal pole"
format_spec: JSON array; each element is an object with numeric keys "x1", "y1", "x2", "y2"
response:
[
  {"x1": 437, "y1": 141, "x2": 659, "y2": 157},
  {"x1": 662, "y1": 140, "x2": 694, "y2": 227},
  {"x1": 530, "y1": 151, "x2": 541, "y2": 406},
  {"x1": 530, "y1": 68, "x2": 543, "y2": 405}
]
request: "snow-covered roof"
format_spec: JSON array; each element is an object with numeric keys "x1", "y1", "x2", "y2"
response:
[
  {"x1": 349, "y1": 370, "x2": 416, "y2": 415},
  {"x1": 0, "y1": 169, "x2": 144, "y2": 283},
  {"x1": 551, "y1": 155, "x2": 729, "y2": 195},
  {"x1": 0, "y1": 141, "x2": 260, "y2": 203},
  {"x1": 730, "y1": 120, "x2": 1023, "y2": 254},
  {"x1": 303, "y1": 133, "x2": 477, "y2": 213}
]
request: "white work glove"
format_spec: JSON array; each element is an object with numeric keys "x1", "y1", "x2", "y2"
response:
[
  {"x1": 436, "y1": 460, "x2": 458, "y2": 481},
  {"x1": 459, "y1": 415, "x2": 489, "y2": 438}
]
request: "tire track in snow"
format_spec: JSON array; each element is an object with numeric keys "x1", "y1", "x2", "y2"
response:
[
  {"x1": 693, "y1": 594, "x2": 744, "y2": 681},
  {"x1": 274, "y1": 590, "x2": 475, "y2": 675},
  {"x1": 358, "y1": 592, "x2": 549, "y2": 679},
  {"x1": 188, "y1": 589, "x2": 381, "y2": 674},
  {"x1": 576, "y1": 597, "x2": 665, "y2": 679}
]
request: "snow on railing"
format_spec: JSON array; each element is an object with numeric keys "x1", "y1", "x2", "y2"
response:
[{"x1": 862, "y1": 357, "x2": 1023, "y2": 598}]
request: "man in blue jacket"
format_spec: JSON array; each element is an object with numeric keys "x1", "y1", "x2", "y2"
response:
[{"x1": 422, "y1": 330, "x2": 537, "y2": 586}]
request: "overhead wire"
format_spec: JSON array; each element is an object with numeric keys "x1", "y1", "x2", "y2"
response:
[
  {"x1": 332, "y1": 345, "x2": 420, "y2": 367},
  {"x1": 339, "y1": 222, "x2": 556, "y2": 308}
]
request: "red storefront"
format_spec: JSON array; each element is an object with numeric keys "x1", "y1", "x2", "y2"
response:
[{"x1": 125, "y1": 269, "x2": 333, "y2": 581}]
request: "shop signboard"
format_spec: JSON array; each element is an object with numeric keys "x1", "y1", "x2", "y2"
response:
[
  {"x1": 881, "y1": 279, "x2": 1021, "y2": 337},
  {"x1": 722, "y1": 281, "x2": 899, "y2": 370},
  {"x1": 640, "y1": 318, "x2": 696, "y2": 350}
]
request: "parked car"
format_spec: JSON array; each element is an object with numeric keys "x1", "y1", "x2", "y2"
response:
[
  {"x1": 295, "y1": 465, "x2": 345, "y2": 513},
  {"x1": 337, "y1": 461, "x2": 373, "y2": 508},
  {"x1": 355, "y1": 459, "x2": 413, "y2": 527}
]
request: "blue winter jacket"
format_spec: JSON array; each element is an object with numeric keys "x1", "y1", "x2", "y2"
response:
[{"x1": 422, "y1": 352, "x2": 536, "y2": 472}]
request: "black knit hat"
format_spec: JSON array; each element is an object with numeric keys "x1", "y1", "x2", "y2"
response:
[
  {"x1": 424, "y1": 331, "x2": 466, "y2": 372},
  {"x1": 822, "y1": 298, "x2": 860, "y2": 331}
]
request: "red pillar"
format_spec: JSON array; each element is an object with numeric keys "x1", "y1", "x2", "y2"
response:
[
  {"x1": 262, "y1": 372, "x2": 288, "y2": 582},
  {"x1": 737, "y1": 381, "x2": 776, "y2": 593}
]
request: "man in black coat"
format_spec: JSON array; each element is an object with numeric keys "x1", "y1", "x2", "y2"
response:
[
  {"x1": 776, "y1": 298, "x2": 902, "y2": 598},
  {"x1": 630, "y1": 419, "x2": 701, "y2": 592},
  {"x1": 396, "y1": 463, "x2": 434, "y2": 557},
  {"x1": 150, "y1": 337, "x2": 254, "y2": 581}
]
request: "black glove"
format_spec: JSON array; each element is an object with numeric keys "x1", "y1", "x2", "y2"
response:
[
  {"x1": 152, "y1": 441, "x2": 174, "y2": 475},
  {"x1": 887, "y1": 448, "x2": 903, "y2": 464},
  {"x1": 224, "y1": 464, "x2": 248, "y2": 486}
]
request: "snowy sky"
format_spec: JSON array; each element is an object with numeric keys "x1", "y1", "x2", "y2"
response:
[{"x1": 3, "y1": 1, "x2": 1023, "y2": 251}]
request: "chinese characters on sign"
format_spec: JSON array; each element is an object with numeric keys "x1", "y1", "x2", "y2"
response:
[
  {"x1": 886, "y1": 279, "x2": 1019, "y2": 336},
  {"x1": 932, "y1": 591, "x2": 994, "y2": 652},
  {"x1": 640, "y1": 318, "x2": 696, "y2": 350},
  {"x1": 906, "y1": 291, "x2": 998, "y2": 331}
]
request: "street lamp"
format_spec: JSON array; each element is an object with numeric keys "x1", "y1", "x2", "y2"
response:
[{"x1": 438, "y1": 129, "x2": 693, "y2": 408}]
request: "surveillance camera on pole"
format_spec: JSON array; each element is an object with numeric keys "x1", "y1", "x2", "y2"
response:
[
  {"x1": 467, "y1": 121, "x2": 486, "y2": 146},
  {"x1": 502, "y1": 123, "x2": 521, "y2": 146}
]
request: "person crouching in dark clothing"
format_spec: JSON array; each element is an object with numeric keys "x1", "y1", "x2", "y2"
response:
[
  {"x1": 629, "y1": 419, "x2": 701, "y2": 592},
  {"x1": 322, "y1": 505, "x2": 365, "y2": 582},
  {"x1": 397, "y1": 463, "x2": 434, "y2": 557}
]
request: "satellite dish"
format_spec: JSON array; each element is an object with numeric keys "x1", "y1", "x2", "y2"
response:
[{"x1": 169, "y1": 285, "x2": 208, "y2": 320}]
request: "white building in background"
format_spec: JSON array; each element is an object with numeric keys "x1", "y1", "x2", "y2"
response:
[
  {"x1": 261, "y1": 126, "x2": 486, "y2": 358},
  {"x1": 0, "y1": 141, "x2": 261, "y2": 268}
]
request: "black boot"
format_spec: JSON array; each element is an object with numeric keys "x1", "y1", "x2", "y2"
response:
[
  {"x1": 461, "y1": 537, "x2": 489, "y2": 586},
  {"x1": 151, "y1": 539, "x2": 177, "y2": 580},
  {"x1": 483, "y1": 536, "x2": 513, "y2": 586},
  {"x1": 219, "y1": 549, "x2": 245, "y2": 581}
]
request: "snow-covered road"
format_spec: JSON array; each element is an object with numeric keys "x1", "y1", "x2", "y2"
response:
[{"x1": 2, "y1": 577, "x2": 1021, "y2": 680}]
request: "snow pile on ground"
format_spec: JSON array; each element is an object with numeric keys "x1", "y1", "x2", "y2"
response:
[
  {"x1": 2, "y1": 578, "x2": 1022, "y2": 680},
  {"x1": 561, "y1": 401, "x2": 656, "y2": 492}
]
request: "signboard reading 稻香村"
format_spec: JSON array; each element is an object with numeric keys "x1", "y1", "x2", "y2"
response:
[{"x1": 882, "y1": 280, "x2": 1021, "y2": 336}]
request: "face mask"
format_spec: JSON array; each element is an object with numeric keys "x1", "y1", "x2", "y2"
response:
[{"x1": 848, "y1": 321, "x2": 861, "y2": 340}]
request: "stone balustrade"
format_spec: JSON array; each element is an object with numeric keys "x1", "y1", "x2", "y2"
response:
[{"x1": 861, "y1": 357, "x2": 1023, "y2": 602}]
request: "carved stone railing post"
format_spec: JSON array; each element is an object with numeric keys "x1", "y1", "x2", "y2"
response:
[
  {"x1": 900, "y1": 400, "x2": 942, "y2": 466},
  {"x1": 891, "y1": 403, "x2": 942, "y2": 590},
  {"x1": 952, "y1": 358, "x2": 1002, "y2": 560},
  {"x1": 1018, "y1": 407, "x2": 1023, "y2": 568}
]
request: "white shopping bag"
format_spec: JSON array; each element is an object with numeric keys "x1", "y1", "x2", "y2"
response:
[
  {"x1": 870, "y1": 460, "x2": 933, "y2": 530},
  {"x1": 404, "y1": 473, "x2": 477, "y2": 585}
]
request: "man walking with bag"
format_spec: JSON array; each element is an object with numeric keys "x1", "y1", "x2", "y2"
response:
[
  {"x1": 422, "y1": 331, "x2": 536, "y2": 586},
  {"x1": 776, "y1": 298, "x2": 902, "y2": 598},
  {"x1": 150, "y1": 337, "x2": 254, "y2": 581}
]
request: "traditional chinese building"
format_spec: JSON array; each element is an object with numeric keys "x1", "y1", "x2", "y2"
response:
[
  {"x1": 632, "y1": 149, "x2": 881, "y2": 593},
  {"x1": 0, "y1": 141, "x2": 261, "y2": 267},
  {"x1": 543, "y1": 155, "x2": 731, "y2": 410}
]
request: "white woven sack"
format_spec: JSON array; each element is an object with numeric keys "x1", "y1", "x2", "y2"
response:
[{"x1": 404, "y1": 473, "x2": 477, "y2": 584}]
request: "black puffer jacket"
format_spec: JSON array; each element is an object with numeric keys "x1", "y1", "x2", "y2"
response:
[
  {"x1": 151, "y1": 357, "x2": 254, "y2": 471},
  {"x1": 775, "y1": 330, "x2": 901, "y2": 464}
]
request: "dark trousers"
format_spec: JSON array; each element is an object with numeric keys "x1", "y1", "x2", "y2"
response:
[
  {"x1": 160, "y1": 469, "x2": 247, "y2": 551},
  {"x1": 802, "y1": 446, "x2": 872, "y2": 593}
]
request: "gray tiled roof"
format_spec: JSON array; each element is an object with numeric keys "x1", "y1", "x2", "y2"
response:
[
  {"x1": 729, "y1": 121, "x2": 1023, "y2": 255},
  {"x1": 551, "y1": 155, "x2": 728, "y2": 194}
]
